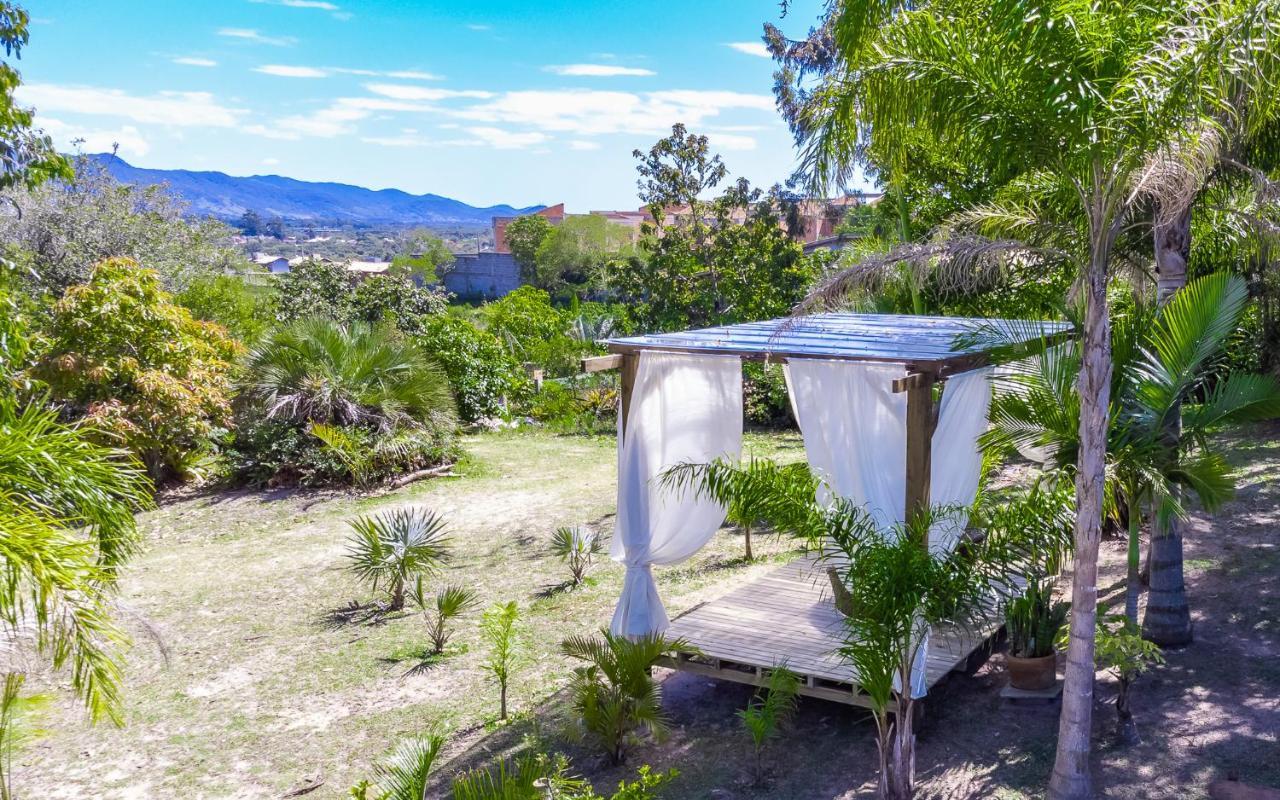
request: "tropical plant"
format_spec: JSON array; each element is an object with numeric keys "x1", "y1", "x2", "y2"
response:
[
  {"x1": 35, "y1": 257, "x2": 241, "y2": 480},
  {"x1": 666, "y1": 459, "x2": 1039, "y2": 799},
  {"x1": 1005, "y1": 580, "x2": 1070, "y2": 660},
  {"x1": 1065, "y1": 610, "x2": 1166, "y2": 746},
  {"x1": 667, "y1": 457, "x2": 817, "y2": 561},
  {"x1": 345, "y1": 507, "x2": 452, "y2": 611},
  {"x1": 408, "y1": 578, "x2": 478, "y2": 657},
  {"x1": 795, "y1": 4, "x2": 1280, "y2": 794},
  {"x1": 985, "y1": 274, "x2": 1280, "y2": 631},
  {"x1": 349, "y1": 733, "x2": 444, "y2": 800},
  {"x1": 0, "y1": 674, "x2": 50, "y2": 800},
  {"x1": 450, "y1": 751, "x2": 590, "y2": 800},
  {"x1": 479, "y1": 601, "x2": 522, "y2": 720},
  {"x1": 560, "y1": 629, "x2": 696, "y2": 765},
  {"x1": 550, "y1": 526, "x2": 605, "y2": 586},
  {"x1": 738, "y1": 664, "x2": 801, "y2": 784}
]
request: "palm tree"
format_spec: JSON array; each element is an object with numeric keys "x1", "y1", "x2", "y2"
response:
[
  {"x1": 345, "y1": 507, "x2": 452, "y2": 611},
  {"x1": 407, "y1": 578, "x2": 478, "y2": 656},
  {"x1": 560, "y1": 630, "x2": 695, "y2": 765},
  {"x1": 549, "y1": 526, "x2": 604, "y2": 585},
  {"x1": 986, "y1": 274, "x2": 1280, "y2": 624},
  {"x1": 350, "y1": 734, "x2": 444, "y2": 800},
  {"x1": 240, "y1": 317, "x2": 457, "y2": 432},
  {"x1": 792, "y1": 3, "x2": 1280, "y2": 795}
]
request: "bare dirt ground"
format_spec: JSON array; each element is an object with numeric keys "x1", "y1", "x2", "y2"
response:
[{"x1": 18, "y1": 423, "x2": 1280, "y2": 799}]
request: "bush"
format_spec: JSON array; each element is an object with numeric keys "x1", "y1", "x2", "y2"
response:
[
  {"x1": 177, "y1": 273, "x2": 275, "y2": 344},
  {"x1": 36, "y1": 258, "x2": 241, "y2": 480},
  {"x1": 231, "y1": 317, "x2": 457, "y2": 486},
  {"x1": 417, "y1": 315, "x2": 530, "y2": 422},
  {"x1": 527, "y1": 375, "x2": 617, "y2": 435},
  {"x1": 742, "y1": 362, "x2": 794, "y2": 428},
  {"x1": 482, "y1": 286, "x2": 586, "y2": 377}
]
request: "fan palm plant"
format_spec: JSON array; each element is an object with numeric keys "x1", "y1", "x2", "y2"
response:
[
  {"x1": 345, "y1": 507, "x2": 452, "y2": 611},
  {"x1": 560, "y1": 630, "x2": 696, "y2": 765},
  {"x1": 408, "y1": 578, "x2": 478, "y2": 656},
  {"x1": 240, "y1": 317, "x2": 457, "y2": 431},
  {"x1": 549, "y1": 526, "x2": 604, "y2": 585}
]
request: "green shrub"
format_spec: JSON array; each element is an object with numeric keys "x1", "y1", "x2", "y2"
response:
[
  {"x1": 742, "y1": 362, "x2": 794, "y2": 428},
  {"x1": 417, "y1": 315, "x2": 530, "y2": 422},
  {"x1": 36, "y1": 258, "x2": 241, "y2": 480},
  {"x1": 527, "y1": 375, "x2": 617, "y2": 435},
  {"x1": 349, "y1": 273, "x2": 448, "y2": 333},
  {"x1": 482, "y1": 286, "x2": 589, "y2": 377},
  {"x1": 176, "y1": 274, "x2": 275, "y2": 344}
]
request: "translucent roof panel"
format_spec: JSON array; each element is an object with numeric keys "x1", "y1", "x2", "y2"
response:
[{"x1": 606, "y1": 312, "x2": 1074, "y2": 374}]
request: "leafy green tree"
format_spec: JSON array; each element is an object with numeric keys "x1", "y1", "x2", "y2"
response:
[
  {"x1": 36, "y1": 258, "x2": 241, "y2": 480},
  {"x1": 345, "y1": 507, "x2": 452, "y2": 611},
  {"x1": 0, "y1": 3, "x2": 70, "y2": 192},
  {"x1": 530, "y1": 214, "x2": 633, "y2": 296},
  {"x1": 349, "y1": 273, "x2": 449, "y2": 334},
  {"x1": 481, "y1": 286, "x2": 590, "y2": 376},
  {"x1": 561, "y1": 630, "x2": 695, "y2": 765},
  {"x1": 0, "y1": 155, "x2": 242, "y2": 291},
  {"x1": 504, "y1": 214, "x2": 555, "y2": 280},
  {"x1": 391, "y1": 229, "x2": 455, "y2": 283},
  {"x1": 794, "y1": 4, "x2": 1280, "y2": 795}
]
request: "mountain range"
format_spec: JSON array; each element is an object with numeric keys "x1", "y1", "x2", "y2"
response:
[{"x1": 91, "y1": 154, "x2": 543, "y2": 227}]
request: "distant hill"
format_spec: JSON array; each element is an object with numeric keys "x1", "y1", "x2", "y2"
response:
[{"x1": 90, "y1": 154, "x2": 544, "y2": 227}]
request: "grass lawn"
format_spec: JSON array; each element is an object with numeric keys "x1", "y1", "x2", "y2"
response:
[{"x1": 18, "y1": 424, "x2": 1280, "y2": 799}]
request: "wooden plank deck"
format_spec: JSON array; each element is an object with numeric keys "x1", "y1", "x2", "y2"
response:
[{"x1": 657, "y1": 556, "x2": 1003, "y2": 708}]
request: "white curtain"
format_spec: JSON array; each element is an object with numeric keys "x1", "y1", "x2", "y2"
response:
[
  {"x1": 928, "y1": 366, "x2": 995, "y2": 554},
  {"x1": 785, "y1": 360, "x2": 993, "y2": 697},
  {"x1": 609, "y1": 352, "x2": 743, "y2": 637}
]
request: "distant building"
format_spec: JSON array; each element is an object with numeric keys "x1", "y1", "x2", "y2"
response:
[
  {"x1": 252, "y1": 253, "x2": 291, "y2": 274},
  {"x1": 492, "y1": 203, "x2": 566, "y2": 253},
  {"x1": 443, "y1": 252, "x2": 520, "y2": 300},
  {"x1": 347, "y1": 260, "x2": 392, "y2": 276},
  {"x1": 802, "y1": 233, "x2": 861, "y2": 254}
]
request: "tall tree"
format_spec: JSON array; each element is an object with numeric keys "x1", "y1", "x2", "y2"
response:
[
  {"x1": 792, "y1": 2, "x2": 1280, "y2": 797},
  {"x1": 0, "y1": 3, "x2": 69, "y2": 191}
]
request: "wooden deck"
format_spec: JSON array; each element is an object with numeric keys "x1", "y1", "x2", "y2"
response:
[{"x1": 658, "y1": 556, "x2": 1003, "y2": 708}]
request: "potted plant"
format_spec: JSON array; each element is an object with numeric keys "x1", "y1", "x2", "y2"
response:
[{"x1": 1004, "y1": 578, "x2": 1069, "y2": 690}]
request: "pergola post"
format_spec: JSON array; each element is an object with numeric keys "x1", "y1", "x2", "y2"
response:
[
  {"x1": 898, "y1": 371, "x2": 939, "y2": 538},
  {"x1": 618, "y1": 352, "x2": 640, "y2": 440}
]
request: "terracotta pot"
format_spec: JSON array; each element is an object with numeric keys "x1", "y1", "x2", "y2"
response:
[{"x1": 1006, "y1": 652, "x2": 1057, "y2": 691}]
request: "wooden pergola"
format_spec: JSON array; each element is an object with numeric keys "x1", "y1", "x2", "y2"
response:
[{"x1": 583, "y1": 312, "x2": 1073, "y2": 707}]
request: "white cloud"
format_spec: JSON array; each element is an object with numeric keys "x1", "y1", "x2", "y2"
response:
[
  {"x1": 251, "y1": 0, "x2": 338, "y2": 8},
  {"x1": 262, "y1": 157, "x2": 280, "y2": 165},
  {"x1": 329, "y1": 67, "x2": 379, "y2": 76},
  {"x1": 39, "y1": 117, "x2": 151, "y2": 157},
  {"x1": 365, "y1": 83, "x2": 492, "y2": 101},
  {"x1": 544, "y1": 64, "x2": 656, "y2": 77},
  {"x1": 466, "y1": 23, "x2": 491, "y2": 31},
  {"x1": 255, "y1": 64, "x2": 329, "y2": 78},
  {"x1": 217, "y1": 28, "x2": 296, "y2": 46},
  {"x1": 568, "y1": 140, "x2": 601, "y2": 151},
  {"x1": 707, "y1": 132, "x2": 757, "y2": 151},
  {"x1": 173, "y1": 56, "x2": 217, "y2": 67},
  {"x1": 452, "y1": 89, "x2": 775, "y2": 136},
  {"x1": 385, "y1": 70, "x2": 444, "y2": 81},
  {"x1": 725, "y1": 41, "x2": 771, "y2": 58},
  {"x1": 16, "y1": 83, "x2": 245, "y2": 127},
  {"x1": 466, "y1": 127, "x2": 549, "y2": 149}
]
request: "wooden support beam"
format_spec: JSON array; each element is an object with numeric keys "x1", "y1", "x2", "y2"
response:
[
  {"x1": 581, "y1": 354, "x2": 623, "y2": 373},
  {"x1": 618, "y1": 352, "x2": 640, "y2": 440},
  {"x1": 904, "y1": 371, "x2": 938, "y2": 532}
]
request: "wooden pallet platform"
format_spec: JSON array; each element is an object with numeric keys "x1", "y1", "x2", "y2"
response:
[{"x1": 657, "y1": 556, "x2": 1003, "y2": 708}]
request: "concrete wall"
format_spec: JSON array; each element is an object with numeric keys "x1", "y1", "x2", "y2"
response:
[{"x1": 443, "y1": 251, "x2": 521, "y2": 300}]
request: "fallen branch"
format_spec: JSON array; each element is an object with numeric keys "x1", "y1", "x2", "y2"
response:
[{"x1": 388, "y1": 463, "x2": 458, "y2": 489}]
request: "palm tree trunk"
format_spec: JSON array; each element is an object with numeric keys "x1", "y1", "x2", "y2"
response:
[
  {"x1": 744, "y1": 524, "x2": 753, "y2": 561},
  {"x1": 1049, "y1": 240, "x2": 1113, "y2": 800},
  {"x1": 1125, "y1": 491, "x2": 1142, "y2": 624},
  {"x1": 1143, "y1": 206, "x2": 1194, "y2": 647}
]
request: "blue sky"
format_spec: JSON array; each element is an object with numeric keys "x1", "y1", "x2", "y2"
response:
[{"x1": 16, "y1": 0, "x2": 854, "y2": 211}]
